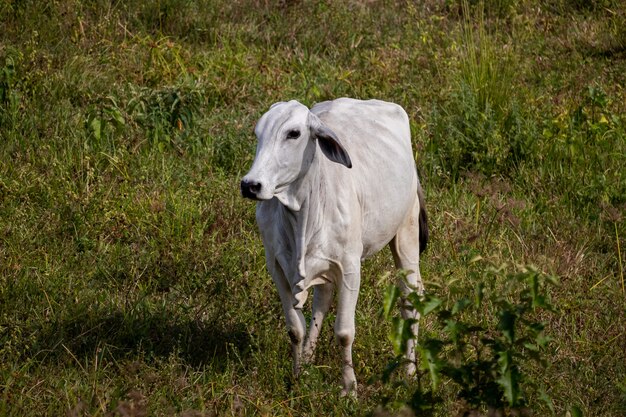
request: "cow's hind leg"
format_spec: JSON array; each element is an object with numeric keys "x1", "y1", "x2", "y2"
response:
[
  {"x1": 303, "y1": 282, "x2": 334, "y2": 363},
  {"x1": 389, "y1": 196, "x2": 425, "y2": 376}
]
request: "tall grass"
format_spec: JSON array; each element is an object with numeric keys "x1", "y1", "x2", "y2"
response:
[
  {"x1": 459, "y1": 0, "x2": 513, "y2": 115},
  {"x1": 1, "y1": 1, "x2": 625, "y2": 416},
  {"x1": 426, "y1": 0, "x2": 535, "y2": 180}
]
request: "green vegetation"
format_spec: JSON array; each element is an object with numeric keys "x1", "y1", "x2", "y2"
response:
[
  {"x1": 383, "y1": 263, "x2": 558, "y2": 416},
  {"x1": 1, "y1": 1, "x2": 625, "y2": 415}
]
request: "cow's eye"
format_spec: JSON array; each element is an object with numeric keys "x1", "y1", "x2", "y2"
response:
[{"x1": 286, "y1": 129, "x2": 301, "y2": 140}]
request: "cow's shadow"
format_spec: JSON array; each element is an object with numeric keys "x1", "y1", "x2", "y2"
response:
[{"x1": 32, "y1": 300, "x2": 253, "y2": 370}]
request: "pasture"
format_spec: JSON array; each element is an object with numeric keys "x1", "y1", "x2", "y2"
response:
[{"x1": 1, "y1": 1, "x2": 625, "y2": 415}]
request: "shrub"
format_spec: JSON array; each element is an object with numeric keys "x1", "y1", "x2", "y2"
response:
[{"x1": 381, "y1": 260, "x2": 559, "y2": 416}]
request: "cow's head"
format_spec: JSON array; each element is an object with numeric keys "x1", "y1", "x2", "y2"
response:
[{"x1": 241, "y1": 100, "x2": 351, "y2": 207}]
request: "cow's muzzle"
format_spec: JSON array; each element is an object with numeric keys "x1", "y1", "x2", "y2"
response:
[{"x1": 240, "y1": 179, "x2": 262, "y2": 200}]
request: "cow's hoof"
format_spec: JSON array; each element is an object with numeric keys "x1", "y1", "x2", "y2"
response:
[
  {"x1": 340, "y1": 382, "x2": 358, "y2": 399},
  {"x1": 405, "y1": 362, "x2": 417, "y2": 378}
]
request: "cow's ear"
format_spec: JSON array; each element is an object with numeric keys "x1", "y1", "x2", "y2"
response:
[{"x1": 308, "y1": 113, "x2": 352, "y2": 168}]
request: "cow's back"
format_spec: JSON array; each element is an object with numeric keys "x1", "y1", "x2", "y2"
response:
[{"x1": 311, "y1": 98, "x2": 418, "y2": 258}]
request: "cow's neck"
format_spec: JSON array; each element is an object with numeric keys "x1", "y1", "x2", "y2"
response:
[
  {"x1": 275, "y1": 150, "x2": 325, "y2": 214},
  {"x1": 276, "y1": 152, "x2": 328, "y2": 280}
]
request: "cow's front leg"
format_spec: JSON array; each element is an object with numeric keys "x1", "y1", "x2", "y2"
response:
[
  {"x1": 271, "y1": 265, "x2": 307, "y2": 377},
  {"x1": 335, "y1": 269, "x2": 360, "y2": 397},
  {"x1": 285, "y1": 307, "x2": 307, "y2": 376},
  {"x1": 303, "y1": 282, "x2": 334, "y2": 363}
]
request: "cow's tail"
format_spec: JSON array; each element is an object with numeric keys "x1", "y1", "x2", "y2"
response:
[{"x1": 417, "y1": 176, "x2": 428, "y2": 254}]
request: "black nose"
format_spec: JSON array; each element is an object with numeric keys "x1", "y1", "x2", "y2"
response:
[{"x1": 241, "y1": 179, "x2": 262, "y2": 200}]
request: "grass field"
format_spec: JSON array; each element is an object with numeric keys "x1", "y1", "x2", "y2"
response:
[{"x1": 1, "y1": 1, "x2": 625, "y2": 415}]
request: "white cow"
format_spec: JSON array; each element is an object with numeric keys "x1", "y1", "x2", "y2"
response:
[{"x1": 241, "y1": 98, "x2": 427, "y2": 396}]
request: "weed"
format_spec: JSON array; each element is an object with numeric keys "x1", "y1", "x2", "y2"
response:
[
  {"x1": 539, "y1": 85, "x2": 626, "y2": 216},
  {"x1": 1, "y1": 1, "x2": 625, "y2": 415},
  {"x1": 426, "y1": 1, "x2": 536, "y2": 180},
  {"x1": 382, "y1": 262, "x2": 558, "y2": 416},
  {"x1": 85, "y1": 95, "x2": 126, "y2": 151},
  {"x1": 127, "y1": 80, "x2": 203, "y2": 151},
  {"x1": 0, "y1": 47, "x2": 22, "y2": 127},
  {"x1": 459, "y1": 1, "x2": 513, "y2": 116}
]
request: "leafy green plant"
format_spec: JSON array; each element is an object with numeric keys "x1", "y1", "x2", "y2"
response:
[
  {"x1": 85, "y1": 95, "x2": 126, "y2": 149},
  {"x1": 0, "y1": 48, "x2": 22, "y2": 127},
  {"x1": 127, "y1": 80, "x2": 203, "y2": 151},
  {"x1": 540, "y1": 85, "x2": 626, "y2": 215},
  {"x1": 382, "y1": 261, "x2": 558, "y2": 416},
  {"x1": 428, "y1": 86, "x2": 536, "y2": 181}
]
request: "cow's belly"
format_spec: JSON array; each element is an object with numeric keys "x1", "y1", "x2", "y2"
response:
[{"x1": 359, "y1": 172, "x2": 417, "y2": 259}]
